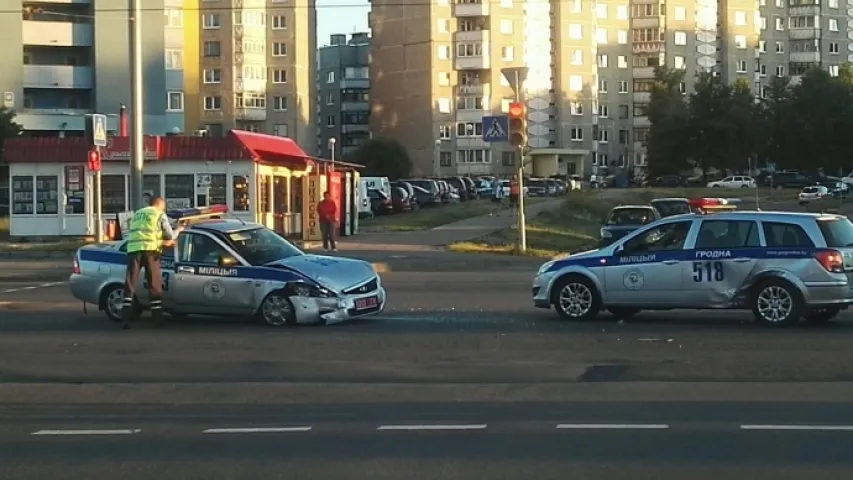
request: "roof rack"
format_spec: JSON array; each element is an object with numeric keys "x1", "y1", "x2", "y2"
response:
[
  {"x1": 166, "y1": 204, "x2": 243, "y2": 226},
  {"x1": 688, "y1": 197, "x2": 741, "y2": 214}
]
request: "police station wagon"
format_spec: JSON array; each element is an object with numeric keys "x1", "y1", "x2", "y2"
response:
[
  {"x1": 69, "y1": 206, "x2": 387, "y2": 326},
  {"x1": 533, "y1": 198, "x2": 853, "y2": 326}
]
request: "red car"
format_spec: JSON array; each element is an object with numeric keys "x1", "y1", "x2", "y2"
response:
[{"x1": 391, "y1": 186, "x2": 413, "y2": 213}]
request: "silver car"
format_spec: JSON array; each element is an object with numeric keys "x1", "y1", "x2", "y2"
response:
[
  {"x1": 533, "y1": 210, "x2": 853, "y2": 326},
  {"x1": 69, "y1": 220, "x2": 387, "y2": 326}
]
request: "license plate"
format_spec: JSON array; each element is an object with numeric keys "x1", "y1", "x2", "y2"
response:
[{"x1": 355, "y1": 296, "x2": 378, "y2": 310}]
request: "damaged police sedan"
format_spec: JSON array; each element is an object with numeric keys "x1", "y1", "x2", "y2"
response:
[{"x1": 69, "y1": 206, "x2": 386, "y2": 326}]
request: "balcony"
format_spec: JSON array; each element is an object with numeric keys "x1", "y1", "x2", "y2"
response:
[
  {"x1": 633, "y1": 92, "x2": 651, "y2": 103},
  {"x1": 340, "y1": 78, "x2": 369, "y2": 89},
  {"x1": 23, "y1": 65, "x2": 93, "y2": 89},
  {"x1": 632, "y1": 67, "x2": 655, "y2": 78},
  {"x1": 789, "y1": 28, "x2": 820, "y2": 40},
  {"x1": 234, "y1": 108, "x2": 266, "y2": 121},
  {"x1": 341, "y1": 101, "x2": 369, "y2": 112},
  {"x1": 341, "y1": 124, "x2": 370, "y2": 134},
  {"x1": 455, "y1": 55, "x2": 490, "y2": 70},
  {"x1": 455, "y1": 109, "x2": 486, "y2": 122},
  {"x1": 632, "y1": 17, "x2": 662, "y2": 29},
  {"x1": 454, "y1": 1, "x2": 489, "y2": 17},
  {"x1": 632, "y1": 42, "x2": 664, "y2": 55},
  {"x1": 456, "y1": 84, "x2": 488, "y2": 95},
  {"x1": 15, "y1": 110, "x2": 121, "y2": 133},
  {"x1": 790, "y1": 51, "x2": 820, "y2": 63},
  {"x1": 22, "y1": 21, "x2": 93, "y2": 47},
  {"x1": 788, "y1": 5, "x2": 820, "y2": 16},
  {"x1": 455, "y1": 30, "x2": 488, "y2": 42}
]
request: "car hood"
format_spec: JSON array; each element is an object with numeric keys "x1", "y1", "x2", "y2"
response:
[{"x1": 266, "y1": 254, "x2": 376, "y2": 292}]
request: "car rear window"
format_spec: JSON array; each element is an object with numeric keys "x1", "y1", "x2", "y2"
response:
[
  {"x1": 803, "y1": 187, "x2": 820, "y2": 193},
  {"x1": 607, "y1": 208, "x2": 655, "y2": 225},
  {"x1": 817, "y1": 218, "x2": 853, "y2": 248},
  {"x1": 762, "y1": 222, "x2": 815, "y2": 247},
  {"x1": 651, "y1": 200, "x2": 690, "y2": 217}
]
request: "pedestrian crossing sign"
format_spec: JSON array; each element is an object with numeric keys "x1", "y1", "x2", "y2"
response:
[
  {"x1": 482, "y1": 115, "x2": 509, "y2": 143},
  {"x1": 85, "y1": 114, "x2": 108, "y2": 147}
]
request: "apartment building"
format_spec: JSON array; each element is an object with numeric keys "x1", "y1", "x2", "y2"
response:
[
  {"x1": 197, "y1": 0, "x2": 317, "y2": 155},
  {"x1": 0, "y1": 0, "x2": 189, "y2": 137},
  {"x1": 317, "y1": 32, "x2": 370, "y2": 159}
]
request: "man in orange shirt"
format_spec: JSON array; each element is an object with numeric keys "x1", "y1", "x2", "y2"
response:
[{"x1": 317, "y1": 191, "x2": 337, "y2": 251}]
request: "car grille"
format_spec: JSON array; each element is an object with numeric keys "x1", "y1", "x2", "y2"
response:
[{"x1": 343, "y1": 278, "x2": 379, "y2": 295}]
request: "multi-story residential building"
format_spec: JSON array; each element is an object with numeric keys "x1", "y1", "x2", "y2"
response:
[
  {"x1": 196, "y1": 0, "x2": 317, "y2": 155},
  {"x1": 370, "y1": 0, "x2": 850, "y2": 178},
  {"x1": 317, "y1": 32, "x2": 370, "y2": 159},
  {"x1": 0, "y1": 0, "x2": 194, "y2": 137}
]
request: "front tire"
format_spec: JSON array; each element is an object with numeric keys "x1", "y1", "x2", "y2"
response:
[
  {"x1": 751, "y1": 279, "x2": 803, "y2": 326},
  {"x1": 551, "y1": 274, "x2": 601, "y2": 321},
  {"x1": 804, "y1": 307, "x2": 840, "y2": 324},
  {"x1": 258, "y1": 290, "x2": 297, "y2": 327}
]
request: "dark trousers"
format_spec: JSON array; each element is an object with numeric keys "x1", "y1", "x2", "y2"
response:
[
  {"x1": 320, "y1": 221, "x2": 336, "y2": 250},
  {"x1": 122, "y1": 250, "x2": 163, "y2": 327}
]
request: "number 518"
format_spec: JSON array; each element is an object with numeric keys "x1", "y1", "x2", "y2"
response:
[{"x1": 693, "y1": 261, "x2": 724, "y2": 282}]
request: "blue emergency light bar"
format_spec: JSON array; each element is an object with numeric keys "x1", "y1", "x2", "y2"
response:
[{"x1": 166, "y1": 204, "x2": 229, "y2": 220}]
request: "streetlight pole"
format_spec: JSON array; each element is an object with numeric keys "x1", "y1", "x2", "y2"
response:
[
  {"x1": 128, "y1": 0, "x2": 145, "y2": 211},
  {"x1": 328, "y1": 137, "x2": 336, "y2": 168},
  {"x1": 513, "y1": 71, "x2": 527, "y2": 252}
]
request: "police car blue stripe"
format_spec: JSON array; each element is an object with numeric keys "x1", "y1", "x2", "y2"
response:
[
  {"x1": 78, "y1": 249, "x2": 316, "y2": 285},
  {"x1": 546, "y1": 247, "x2": 820, "y2": 273}
]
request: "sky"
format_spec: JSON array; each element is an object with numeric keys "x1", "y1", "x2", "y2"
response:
[{"x1": 316, "y1": 0, "x2": 370, "y2": 47}]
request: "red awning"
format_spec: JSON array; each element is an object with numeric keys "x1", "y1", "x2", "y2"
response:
[{"x1": 228, "y1": 130, "x2": 311, "y2": 169}]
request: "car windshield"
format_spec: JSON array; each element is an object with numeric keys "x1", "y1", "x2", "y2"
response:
[
  {"x1": 528, "y1": 181, "x2": 546, "y2": 187},
  {"x1": 817, "y1": 218, "x2": 853, "y2": 247},
  {"x1": 651, "y1": 200, "x2": 690, "y2": 217},
  {"x1": 227, "y1": 227, "x2": 304, "y2": 265},
  {"x1": 607, "y1": 208, "x2": 655, "y2": 225},
  {"x1": 406, "y1": 180, "x2": 432, "y2": 190}
]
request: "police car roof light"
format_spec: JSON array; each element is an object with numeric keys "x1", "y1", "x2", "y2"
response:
[
  {"x1": 688, "y1": 197, "x2": 741, "y2": 213},
  {"x1": 167, "y1": 204, "x2": 230, "y2": 220}
]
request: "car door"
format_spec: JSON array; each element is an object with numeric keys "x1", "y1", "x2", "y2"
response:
[
  {"x1": 683, "y1": 219, "x2": 761, "y2": 306},
  {"x1": 604, "y1": 220, "x2": 695, "y2": 306},
  {"x1": 171, "y1": 231, "x2": 257, "y2": 316}
]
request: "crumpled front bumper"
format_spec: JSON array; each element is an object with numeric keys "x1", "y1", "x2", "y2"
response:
[{"x1": 290, "y1": 287, "x2": 387, "y2": 325}]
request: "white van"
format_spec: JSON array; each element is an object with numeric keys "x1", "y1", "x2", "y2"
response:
[
  {"x1": 356, "y1": 181, "x2": 372, "y2": 216},
  {"x1": 361, "y1": 177, "x2": 391, "y2": 197}
]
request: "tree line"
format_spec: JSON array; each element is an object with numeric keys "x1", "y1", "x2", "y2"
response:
[{"x1": 646, "y1": 65, "x2": 853, "y2": 178}]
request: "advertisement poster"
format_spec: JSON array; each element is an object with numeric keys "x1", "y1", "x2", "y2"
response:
[
  {"x1": 302, "y1": 175, "x2": 324, "y2": 241},
  {"x1": 328, "y1": 171, "x2": 342, "y2": 222}
]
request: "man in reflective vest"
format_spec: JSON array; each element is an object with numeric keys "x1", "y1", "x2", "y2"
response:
[{"x1": 122, "y1": 196, "x2": 179, "y2": 329}]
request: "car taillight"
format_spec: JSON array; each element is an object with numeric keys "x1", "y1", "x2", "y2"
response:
[
  {"x1": 72, "y1": 256, "x2": 81, "y2": 274},
  {"x1": 814, "y1": 249, "x2": 844, "y2": 273}
]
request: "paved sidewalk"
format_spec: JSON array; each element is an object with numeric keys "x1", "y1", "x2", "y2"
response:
[{"x1": 338, "y1": 198, "x2": 564, "y2": 249}]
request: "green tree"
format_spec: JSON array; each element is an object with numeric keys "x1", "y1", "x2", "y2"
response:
[
  {"x1": 687, "y1": 72, "x2": 735, "y2": 175},
  {"x1": 0, "y1": 106, "x2": 22, "y2": 160},
  {"x1": 754, "y1": 75, "x2": 792, "y2": 169},
  {"x1": 646, "y1": 67, "x2": 692, "y2": 176},
  {"x1": 344, "y1": 137, "x2": 413, "y2": 180}
]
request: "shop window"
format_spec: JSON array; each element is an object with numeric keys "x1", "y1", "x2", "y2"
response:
[
  {"x1": 11, "y1": 176, "x2": 34, "y2": 215},
  {"x1": 35, "y1": 176, "x2": 59, "y2": 215},
  {"x1": 209, "y1": 174, "x2": 227, "y2": 206},
  {"x1": 258, "y1": 175, "x2": 271, "y2": 213},
  {"x1": 164, "y1": 174, "x2": 194, "y2": 208},
  {"x1": 101, "y1": 175, "x2": 127, "y2": 214},
  {"x1": 64, "y1": 166, "x2": 85, "y2": 214},
  {"x1": 143, "y1": 174, "x2": 162, "y2": 203},
  {"x1": 233, "y1": 175, "x2": 250, "y2": 211}
]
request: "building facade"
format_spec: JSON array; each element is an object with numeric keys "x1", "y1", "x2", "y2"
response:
[
  {"x1": 317, "y1": 33, "x2": 371, "y2": 160},
  {"x1": 196, "y1": 0, "x2": 317, "y2": 156},
  {"x1": 0, "y1": 0, "x2": 195, "y2": 137},
  {"x1": 369, "y1": 0, "x2": 850, "y2": 178}
]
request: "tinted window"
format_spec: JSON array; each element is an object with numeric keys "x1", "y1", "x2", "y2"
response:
[
  {"x1": 817, "y1": 218, "x2": 853, "y2": 248},
  {"x1": 762, "y1": 222, "x2": 814, "y2": 247},
  {"x1": 179, "y1": 233, "x2": 234, "y2": 265},
  {"x1": 226, "y1": 227, "x2": 303, "y2": 265},
  {"x1": 623, "y1": 221, "x2": 692, "y2": 253},
  {"x1": 695, "y1": 220, "x2": 760, "y2": 248},
  {"x1": 650, "y1": 200, "x2": 690, "y2": 217},
  {"x1": 607, "y1": 208, "x2": 656, "y2": 225},
  {"x1": 802, "y1": 187, "x2": 820, "y2": 193}
]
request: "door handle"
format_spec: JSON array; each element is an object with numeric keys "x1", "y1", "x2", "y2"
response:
[
  {"x1": 176, "y1": 266, "x2": 195, "y2": 274},
  {"x1": 733, "y1": 258, "x2": 751, "y2": 263},
  {"x1": 662, "y1": 260, "x2": 679, "y2": 265}
]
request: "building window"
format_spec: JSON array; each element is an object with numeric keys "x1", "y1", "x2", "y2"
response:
[
  {"x1": 272, "y1": 15, "x2": 286, "y2": 29},
  {"x1": 501, "y1": 46, "x2": 514, "y2": 61},
  {"x1": 570, "y1": 128, "x2": 583, "y2": 141},
  {"x1": 326, "y1": 71, "x2": 335, "y2": 83},
  {"x1": 235, "y1": 92, "x2": 266, "y2": 109},
  {"x1": 596, "y1": 4, "x2": 607, "y2": 18},
  {"x1": 233, "y1": 175, "x2": 249, "y2": 211},
  {"x1": 570, "y1": 102, "x2": 583, "y2": 115},
  {"x1": 438, "y1": 98, "x2": 451, "y2": 113},
  {"x1": 165, "y1": 49, "x2": 183, "y2": 69},
  {"x1": 619, "y1": 129, "x2": 629, "y2": 145},
  {"x1": 674, "y1": 31, "x2": 687, "y2": 45},
  {"x1": 599, "y1": 79, "x2": 608, "y2": 93},
  {"x1": 165, "y1": 174, "x2": 194, "y2": 207},
  {"x1": 345, "y1": 67, "x2": 368, "y2": 79},
  {"x1": 439, "y1": 152, "x2": 452, "y2": 167},
  {"x1": 273, "y1": 96, "x2": 288, "y2": 111},
  {"x1": 11, "y1": 176, "x2": 34, "y2": 215},
  {"x1": 775, "y1": 17, "x2": 784, "y2": 31},
  {"x1": 829, "y1": 65, "x2": 839, "y2": 77},
  {"x1": 598, "y1": 54, "x2": 608, "y2": 68},
  {"x1": 501, "y1": 151, "x2": 515, "y2": 166},
  {"x1": 735, "y1": 11, "x2": 747, "y2": 26},
  {"x1": 272, "y1": 42, "x2": 287, "y2": 56},
  {"x1": 272, "y1": 69, "x2": 288, "y2": 83},
  {"x1": 164, "y1": 9, "x2": 183, "y2": 28},
  {"x1": 570, "y1": 75, "x2": 583, "y2": 91},
  {"x1": 596, "y1": 28, "x2": 608, "y2": 44},
  {"x1": 674, "y1": 7, "x2": 686, "y2": 20},
  {"x1": 759, "y1": 40, "x2": 766, "y2": 53},
  {"x1": 439, "y1": 124, "x2": 452, "y2": 139},
  {"x1": 618, "y1": 81, "x2": 629, "y2": 93},
  {"x1": 203, "y1": 96, "x2": 222, "y2": 110},
  {"x1": 203, "y1": 41, "x2": 221, "y2": 57},
  {"x1": 736, "y1": 60, "x2": 747, "y2": 73},
  {"x1": 438, "y1": 72, "x2": 450, "y2": 86},
  {"x1": 776, "y1": 65, "x2": 785, "y2": 76},
  {"x1": 617, "y1": 30, "x2": 627, "y2": 45},
  {"x1": 829, "y1": 18, "x2": 839, "y2": 31},
  {"x1": 598, "y1": 104, "x2": 609, "y2": 117},
  {"x1": 437, "y1": 45, "x2": 450, "y2": 60},
  {"x1": 456, "y1": 122, "x2": 483, "y2": 137},
  {"x1": 456, "y1": 149, "x2": 490, "y2": 163},
  {"x1": 101, "y1": 175, "x2": 127, "y2": 214},
  {"x1": 830, "y1": 42, "x2": 839, "y2": 54},
  {"x1": 202, "y1": 13, "x2": 220, "y2": 29},
  {"x1": 617, "y1": 55, "x2": 628, "y2": 68},
  {"x1": 500, "y1": 19, "x2": 513, "y2": 34},
  {"x1": 674, "y1": 56, "x2": 685, "y2": 69},
  {"x1": 203, "y1": 69, "x2": 221, "y2": 83},
  {"x1": 167, "y1": 91, "x2": 184, "y2": 111},
  {"x1": 327, "y1": 115, "x2": 336, "y2": 127},
  {"x1": 569, "y1": 24, "x2": 582, "y2": 39},
  {"x1": 735, "y1": 35, "x2": 746, "y2": 49},
  {"x1": 598, "y1": 129, "x2": 609, "y2": 143},
  {"x1": 326, "y1": 93, "x2": 335, "y2": 105},
  {"x1": 457, "y1": 96, "x2": 484, "y2": 110},
  {"x1": 456, "y1": 43, "x2": 484, "y2": 57}
]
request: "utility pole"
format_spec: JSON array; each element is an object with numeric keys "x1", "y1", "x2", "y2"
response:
[
  {"x1": 502, "y1": 67, "x2": 529, "y2": 252},
  {"x1": 128, "y1": 0, "x2": 145, "y2": 210}
]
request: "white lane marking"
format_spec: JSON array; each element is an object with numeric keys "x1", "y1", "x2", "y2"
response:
[
  {"x1": 377, "y1": 424, "x2": 488, "y2": 431},
  {"x1": 1, "y1": 289, "x2": 20, "y2": 293},
  {"x1": 20, "y1": 286, "x2": 37, "y2": 291},
  {"x1": 1, "y1": 281, "x2": 66, "y2": 295},
  {"x1": 31, "y1": 429, "x2": 141, "y2": 436},
  {"x1": 203, "y1": 427, "x2": 312, "y2": 434},
  {"x1": 741, "y1": 425, "x2": 853, "y2": 431},
  {"x1": 39, "y1": 282, "x2": 65, "y2": 288},
  {"x1": 556, "y1": 424, "x2": 670, "y2": 430}
]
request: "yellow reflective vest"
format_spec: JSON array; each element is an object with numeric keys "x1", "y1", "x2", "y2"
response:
[{"x1": 126, "y1": 206, "x2": 163, "y2": 253}]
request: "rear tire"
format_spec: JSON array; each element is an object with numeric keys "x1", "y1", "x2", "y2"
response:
[
  {"x1": 607, "y1": 307, "x2": 641, "y2": 319},
  {"x1": 100, "y1": 284, "x2": 130, "y2": 322},
  {"x1": 751, "y1": 279, "x2": 803, "y2": 326},
  {"x1": 804, "y1": 307, "x2": 840, "y2": 324},
  {"x1": 551, "y1": 274, "x2": 601, "y2": 321}
]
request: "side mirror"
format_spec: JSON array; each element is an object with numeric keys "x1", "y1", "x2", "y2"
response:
[{"x1": 218, "y1": 255, "x2": 238, "y2": 267}]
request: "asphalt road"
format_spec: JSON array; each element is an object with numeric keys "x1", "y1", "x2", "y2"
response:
[{"x1": 3, "y1": 273, "x2": 853, "y2": 478}]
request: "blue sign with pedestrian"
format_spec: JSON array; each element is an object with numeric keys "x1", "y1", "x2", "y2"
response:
[
  {"x1": 482, "y1": 115, "x2": 509, "y2": 143},
  {"x1": 85, "y1": 114, "x2": 108, "y2": 147}
]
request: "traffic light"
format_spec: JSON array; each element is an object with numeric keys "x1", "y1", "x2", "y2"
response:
[
  {"x1": 87, "y1": 149, "x2": 102, "y2": 172},
  {"x1": 508, "y1": 102, "x2": 527, "y2": 147}
]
